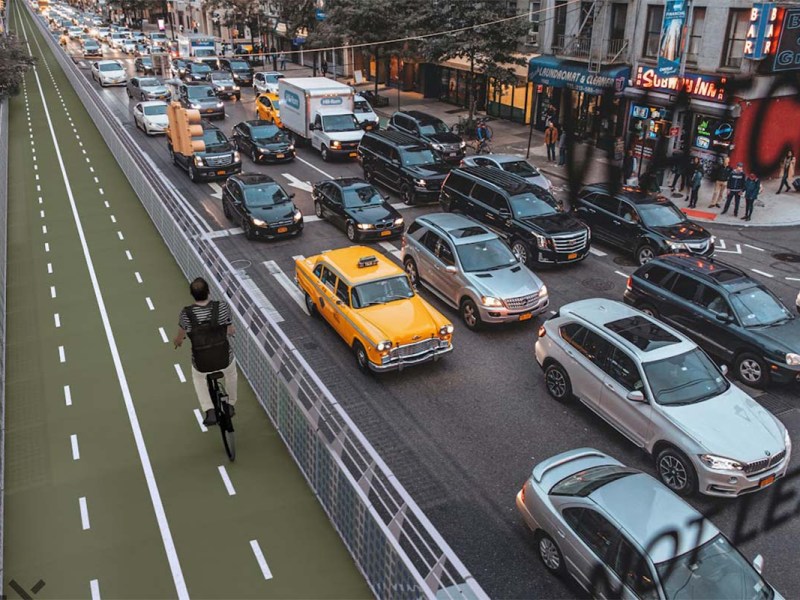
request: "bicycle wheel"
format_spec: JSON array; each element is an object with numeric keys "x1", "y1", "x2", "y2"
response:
[{"x1": 219, "y1": 403, "x2": 236, "y2": 462}]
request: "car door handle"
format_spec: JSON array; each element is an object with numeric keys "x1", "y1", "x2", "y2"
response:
[
  {"x1": 612, "y1": 220, "x2": 621, "y2": 225},
  {"x1": 565, "y1": 349, "x2": 575, "y2": 358},
  {"x1": 556, "y1": 529, "x2": 566, "y2": 538},
  {"x1": 587, "y1": 208, "x2": 596, "y2": 213},
  {"x1": 605, "y1": 382, "x2": 615, "y2": 389}
]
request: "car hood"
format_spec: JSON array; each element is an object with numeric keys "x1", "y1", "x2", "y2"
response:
[
  {"x1": 213, "y1": 80, "x2": 235, "y2": 87},
  {"x1": 426, "y1": 132, "x2": 462, "y2": 145},
  {"x1": 247, "y1": 202, "x2": 295, "y2": 223},
  {"x1": 520, "y1": 212, "x2": 585, "y2": 234},
  {"x1": 326, "y1": 129, "x2": 364, "y2": 142},
  {"x1": 521, "y1": 173, "x2": 551, "y2": 190},
  {"x1": 747, "y1": 318, "x2": 800, "y2": 354},
  {"x1": 358, "y1": 296, "x2": 443, "y2": 346},
  {"x1": 254, "y1": 138, "x2": 291, "y2": 150},
  {"x1": 344, "y1": 203, "x2": 399, "y2": 224},
  {"x1": 142, "y1": 85, "x2": 167, "y2": 94},
  {"x1": 354, "y1": 112, "x2": 378, "y2": 123},
  {"x1": 407, "y1": 163, "x2": 452, "y2": 178},
  {"x1": 466, "y1": 264, "x2": 544, "y2": 300},
  {"x1": 191, "y1": 97, "x2": 219, "y2": 106},
  {"x1": 650, "y1": 221, "x2": 710, "y2": 241},
  {"x1": 661, "y1": 385, "x2": 786, "y2": 462},
  {"x1": 145, "y1": 114, "x2": 169, "y2": 126}
]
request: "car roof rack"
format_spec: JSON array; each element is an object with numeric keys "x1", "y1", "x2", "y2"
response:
[
  {"x1": 366, "y1": 129, "x2": 428, "y2": 150},
  {"x1": 456, "y1": 166, "x2": 534, "y2": 196}
]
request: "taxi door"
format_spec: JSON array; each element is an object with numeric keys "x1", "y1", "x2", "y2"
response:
[{"x1": 317, "y1": 267, "x2": 349, "y2": 339}]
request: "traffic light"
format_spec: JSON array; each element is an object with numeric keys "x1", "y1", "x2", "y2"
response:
[{"x1": 166, "y1": 101, "x2": 205, "y2": 155}]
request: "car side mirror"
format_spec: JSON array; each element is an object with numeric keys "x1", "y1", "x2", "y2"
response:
[
  {"x1": 720, "y1": 364, "x2": 729, "y2": 376},
  {"x1": 715, "y1": 313, "x2": 733, "y2": 323},
  {"x1": 498, "y1": 209, "x2": 511, "y2": 219},
  {"x1": 753, "y1": 555, "x2": 764, "y2": 574},
  {"x1": 445, "y1": 265, "x2": 458, "y2": 274},
  {"x1": 289, "y1": 192, "x2": 296, "y2": 198},
  {"x1": 309, "y1": 123, "x2": 317, "y2": 131},
  {"x1": 626, "y1": 390, "x2": 646, "y2": 403}
]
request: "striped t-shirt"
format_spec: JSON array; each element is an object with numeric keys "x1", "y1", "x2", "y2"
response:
[{"x1": 179, "y1": 301, "x2": 234, "y2": 368}]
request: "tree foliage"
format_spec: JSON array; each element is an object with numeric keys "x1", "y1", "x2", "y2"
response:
[
  {"x1": 201, "y1": 0, "x2": 266, "y2": 39},
  {"x1": 0, "y1": 34, "x2": 36, "y2": 98},
  {"x1": 106, "y1": 0, "x2": 162, "y2": 24}
]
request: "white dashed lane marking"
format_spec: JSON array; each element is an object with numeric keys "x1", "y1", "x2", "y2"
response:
[
  {"x1": 159, "y1": 327, "x2": 169, "y2": 343},
  {"x1": 64, "y1": 385, "x2": 72, "y2": 406},
  {"x1": 70, "y1": 434, "x2": 80, "y2": 460},
  {"x1": 218, "y1": 466, "x2": 236, "y2": 496},
  {"x1": 58, "y1": 346, "x2": 66, "y2": 363},
  {"x1": 125, "y1": 250, "x2": 133, "y2": 260},
  {"x1": 146, "y1": 297, "x2": 154, "y2": 310},
  {"x1": 174, "y1": 364, "x2": 186, "y2": 383},
  {"x1": 135, "y1": 272, "x2": 142, "y2": 283},
  {"x1": 54, "y1": 313, "x2": 60, "y2": 328},
  {"x1": 89, "y1": 579, "x2": 101, "y2": 600},
  {"x1": 50, "y1": 285, "x2": 56, "y2": 298},
  {"x1": 193, "y1": 409, "x2": 208, "y2": 433},
  {"x1": 79, "y1": 497, "x2": 90, "y2": 530},
  {"x1": 751, "y1": 268, "x2": 774, "y2": 278},
  {"x1": 249, "y1": 540, "x2": 273, "y2": 580}
]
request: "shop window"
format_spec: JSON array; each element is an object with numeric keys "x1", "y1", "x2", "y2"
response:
[
  {"x1": 642, "y1": 5, "x2": 664, "y2": 59},
  {"x1": 686, "y1": 7, "x2": 706, "y2": 64},
  {"x1": 722, "y1": 9, "x2": 749, "y2": 69}
]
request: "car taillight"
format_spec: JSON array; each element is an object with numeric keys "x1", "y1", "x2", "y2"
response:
[
  {"x1": 537, "y1": 325, "x2": 546, "y2": 338},
  {"x1": 626, "y1": 276, "x2": 632, "y2": 291},
  {"x1": 520, "y1": 483, "x2": 526, "y2": 502}
]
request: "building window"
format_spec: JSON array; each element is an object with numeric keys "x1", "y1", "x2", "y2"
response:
[
  {"x1": 527, "y1": 1, "x2": 541, "y2": 46},
  {"x1": 686, "y1": 7, "x2": 706, "y2": 64},
  {"x1": 609, "y1": 3, "x2": 628, "y2": 57},
  {"x1": 553, "y1": 1, "x2": 567, "y2": 49},
  {"x1": 722, "y1": 9, "x2": 749, "y2": 68},
  {"x1": 642, "y1": 4, "x2": 664, "y2": 59},
  {"x1": 580, "y1": 1, "x2": 596, "y2": 37}
]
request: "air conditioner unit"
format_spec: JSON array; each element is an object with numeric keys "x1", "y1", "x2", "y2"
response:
[{"x1": 526, "y1": 30, "x2": 539, "y2": 46}]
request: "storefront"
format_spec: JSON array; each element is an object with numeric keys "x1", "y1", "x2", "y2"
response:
[
  {"x1": 419, "y1": 62, "x2": 487, "y2": 111},
  {"x1": 528, "y1": 56, "x2": 630, "y2": 150},
  {"x1": 625, "y1": 65, "x2": 737, "y2": 174}
]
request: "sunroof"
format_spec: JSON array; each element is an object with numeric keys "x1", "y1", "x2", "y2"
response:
[
  {"x1": 450, "y1": 226, "x2": 487, "y2": 239},
  {"x1": 605, "y1": 317, "x2": 680, "y2": 352},
  {"x1": 708, "y1": 269, "x2": 744, "y2": 283}
]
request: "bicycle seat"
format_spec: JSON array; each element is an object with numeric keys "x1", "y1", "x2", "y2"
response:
[{"x1": 207, "y1": 372, "x2": 225, "y2": 381}]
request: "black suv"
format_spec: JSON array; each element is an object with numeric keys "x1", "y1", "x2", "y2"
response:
[
  {"x1": 440, "y1": 167, "x2": 591, "y2": 267},
  {"x1": 387, "y1": 110, "x2": 465, "y2": 163},
  {"x1": 574, "y1": 183, "x2": 715, "y2": 266},
  {"x1": 623, "y1": 254, "x2": 800, "y2": 388},
  {"x1": 358, "y1": 130, "x2": 452, "y2": 205},
  {"x1": 183, "y1": 61, "x2": 212, "y2": 82},
  {"x1": 218, "y1": 58, "x2": 253, "y2": 86}
]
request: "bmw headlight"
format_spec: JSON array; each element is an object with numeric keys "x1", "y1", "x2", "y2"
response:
[
  {"x1": 233, "y1": 151, "x2": 241, "y2": 162},
  {"x1": 413, "y1": 178, "x2": 427, "y2": 187},
  {"x1": 481, "y1": 296, "x2": 503, "y2": 308},
  {"x1": 439, "y1": 324, "x2": 454, "y2": 335},
  {"x1": 356, "y1": 223, "x2": 374, "y2": 230},
  {"x1": 293, "y1": 209, "x2": 302, "y2": 223},
  {"x1": 252, "y1": 218, "x2": 267, "y2": 227},
  {"x1": 376, "y1": 340, "x2": 392, "y2": 352},
  {"x1": 786, "y1": 353, "x2": 800, "y2": 366},
  {"x1": 193, "y1": 155, "x2": 204, "y2": 166},
  {"x1": 699, "y1": 454, "x2": 743, "y2": 471},
  {"x1": 393, "y1": 217, "x2": 404, "y2": 226},
  {"x1": 535, "y1": 234, "x2": 549, "y2": 249}
]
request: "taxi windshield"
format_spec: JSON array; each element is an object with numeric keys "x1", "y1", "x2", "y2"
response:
[{"x1": 352, "y1": 276, "x2": 414, "y2": 308}]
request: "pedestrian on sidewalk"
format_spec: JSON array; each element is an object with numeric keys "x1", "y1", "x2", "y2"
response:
[
  {"x1": 670, "y1": 151, "x2": 689, "y2": 192},
  {"x1": 689, "y1": 166, "x2": 702, "y2": 208},
  {"x1": 622, "y1": 149, "x2": 638, "y2": 185},
  {"x1": 721, "y1": 162, "x2": 746, "y2": 216},
  {"x1": 278, "y1": 51, "x2": 287, "y2": 71},
  {"x1": 709, "y1": 156, "x2": 730, "y2": 207},
  {"x1": 557, "y1": 131, "x2": 567, "y2": 166},
  {"x1": 321, "y1": 57, "x2": 329, "y2": 77},
  {"x1": 743, "y1": 172, "x2": 762, "y2": 221},
  {"x1": 685, "y1": 157, "x2": 701, "y2": 202},
  {"x1": 544, "y1": 121, "x2": 558, "y2": 162},
  {"x1": 777, "y1": 150, "x2": 795, "y2": 194}
]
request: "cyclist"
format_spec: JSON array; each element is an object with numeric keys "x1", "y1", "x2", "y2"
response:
[
  {"x1": 475, "y1": 120, "x2": 491, "y2": 153},
  {"x1": 174, "y1": 277, "x2": 238, "y2": 426}
]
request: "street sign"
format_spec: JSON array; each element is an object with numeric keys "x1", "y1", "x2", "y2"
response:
[{"x1": 315, "y1": 8, "x2": 325, "y2": 21}]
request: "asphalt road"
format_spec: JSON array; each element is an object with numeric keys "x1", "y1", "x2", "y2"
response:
[{"x1": 65, "y1": 39, "x2": 800, "y2": 599}]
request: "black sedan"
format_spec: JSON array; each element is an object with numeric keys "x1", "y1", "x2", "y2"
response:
[
  {"x1": 312, "y1": 178, "x2": 404, "y2": 242},
  {"x1": 134, "y1": 56, "x2": 153, "y2": 74},
  {"x1": 222, "y1": 174, "x2": 303, "y2": 241},
  {"x1": 231, "y1": 120, "x2": 295, "y2": 164}
]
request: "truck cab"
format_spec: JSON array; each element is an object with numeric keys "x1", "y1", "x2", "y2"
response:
[{"x1": 311, "y1": 109, "x2": 364, "y2": 162}]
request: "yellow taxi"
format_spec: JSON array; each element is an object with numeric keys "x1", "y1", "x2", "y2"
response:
[
  {"x1": 296, "y1": 247, "x2": 454, "y2": 372},
  {"x1": 255, "y1": 92, "x2": 282, "y2": 127}
]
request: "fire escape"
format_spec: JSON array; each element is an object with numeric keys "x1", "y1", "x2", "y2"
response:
[{"x1": 553, "y1": 0, "x2": 628, "y2": 72}]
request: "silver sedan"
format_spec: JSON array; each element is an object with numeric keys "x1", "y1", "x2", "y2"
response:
[{"x1": 460, "y1": 154, "x2": 552, "y2": 191}]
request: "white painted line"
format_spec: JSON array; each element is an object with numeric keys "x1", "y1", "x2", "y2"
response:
[
  {"x1": 295, "y1": 155, "x2": 334, "y2": 179},
  {"x1": 146, "y1": 297, "x2": 155, "y2": 311},
  {"x1": 302, "y1": 214, "x2": 320, "y2": 223},
  {"x1": 79, "y1": 497, "x2": 90, "y2": 530},
  {"x1": 104, "y1": 201, "x2": 110, "y2": 208},
  {"x1": 750, "y1": 269, "x2": 774, "y2": 278},
  {"x1": 249, "y1": 540, "x2": 273, "y2": 580},
  {"x1": 94, "y1": 176, "x2": 99, "y2": 183},
  {"x1": 744, "y1": 244, "x2": 765, "y2": 252},
  {"x1": 203, "y1": 227, "x2": 244, "y2": 240},
  {"x1": 40, "y1": 209, "x2": 45, "y2": 218},
  {"x1": 589, "y1": 247, "x2": 607, "y2": 257},
  {"x1": 64, "y1": 385, "x2": 72, "y2": 406},
  {"x1": 35, "y1": 174, "x2": 39, "y2": 181},
  {"x1": 89, "y1": 166, "x2": 94, "y2": 173},
  {"x1": 36, "y1": 184, "x2": 40, "y2": 191},
  {"x1": 379, "y1": 241, "x2": 402, "y2": 260},
  {"x1": 50, "y1": 286, "x2": 56, "y2": 298},
  {"x1": 135, "y1": 272, "x2": 143, "y2": 283},
  {"x1": 45, "y1": 242, "x2": 50, "y2": 252},
  {"x1": 159, "y1": 327, "x2": 169, "y2": 343},
  {"x1": 110, "y1": 215, "x2": 116, "y2": 223},
  {"x1": 42, "y1": 225, "x2": 47, "y2": 234},
  {"x1": 208, "y1": 182, "x2": 223, "y2": 199},
  {"x1": 47, "y1": 262, "x2": 52, "y2": 274},
  {"x1": 54, "y1": 313, "x2": 61, "y2": 328},
  {"x1": 264, "y1": 261, "x2": 307, "y2": 313},
  {"x1": 282, "y1": 172, "x2": 313, "y2": 192},
  {"x1": 85, "y1": 157, "x2": 90, "y2": 163},
  {"x1": 34, "y1": 164, "x2": 38, "y2": 170},
  {"x1": 193, "y1": 409, "x2": 209, "y2": 433},
  {"x1": 117, "y1": 231, "x2": 124, "y2": 240},
  {"x1": 90, "y1": 580, "x2": 100, "y2": 600},
  {"x1": 786, "y1": 277, "x2": 800, "y2": 282},
  {"x1": 291, "y1": 255, "x2": 306, "y2": 262},
  {"x1": 70, "y1": 434, "x2": 80, "y2": 460},
  {"x1": 614, "y1": 270, "x2": 629, "y2": 278},
  {"x1": 59, "y1": 346, "x2": 66, "y2": 363},
  {"x1": 218, "y1": 466, "x2": 236, "y2": 495},
  {"x1": 38, "y1": 196, "x2": 42, "y2": 204},
  {"x1": 174, "y1": 364, "x2": 186, "y2": 383},
  {"x1": 82, "y1": 149, "x2": 87, "y2": 155},
  {"x1": 125, "y1": 250, "x2": 133, "y2": 260},
  {"x1": 240, "y1": 276, "x2": 284, "y2": 323},
  {"x1": 99, "y1": 188, "x2": 104, "y2": 195},
  {"x1": 19, "y1": 16, "x2": 189, "y2": 592}
]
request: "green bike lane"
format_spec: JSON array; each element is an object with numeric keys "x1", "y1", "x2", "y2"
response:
[{"x1": 5, "y1": 3, "x2": 371, "y2": 598}]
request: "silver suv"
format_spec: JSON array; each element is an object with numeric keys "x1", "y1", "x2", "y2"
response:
[
  {"x1": 402, "y1": 214, "x2": 548, "y2": 329},
  {"x1": 516, "y1": 448, "x2": 784, "y2": 599},
  {"x1": 535, "y1": 299, "x2": 790, "y2": 497}
]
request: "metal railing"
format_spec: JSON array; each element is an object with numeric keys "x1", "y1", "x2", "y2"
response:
[
  {"x1": 555, "y1": 34, "x2": 628, "y2": 61},
  {"x1": 25, "y1": 6, "x2": 486, "y2": 600},
  {"x1": 0, "y1": 95, "x2": 8, "y2": 591}
]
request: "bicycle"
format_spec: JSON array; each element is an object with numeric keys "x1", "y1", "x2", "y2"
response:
[
  {"x1": 206, "y1": 372, "x2": 236, "y2": 461},
  {"x1": 452, "y1": 115, "x2": 493, "y2": 140},
  {"x1": 465, "y1": 138, "x2": 492, "y2": 155}
]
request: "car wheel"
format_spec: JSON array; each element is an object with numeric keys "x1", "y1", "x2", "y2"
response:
[
  {"x1": 404, "y1": 258, "x2": 419, "y2": 286},
  {"x1": 544, "y1": 362, "x2": 572, "y2": 402},
  {"x1": 511, "y1": 240, "x2": 532, "y2": 266},
  {"x1": 400, "y1": 183, "x2": 415, "y2": 206},
  {"x1": 656, "y1": 447, "x2": 697, "y2": 497},
  {"x1": 735, "y1": 352, "x2": 767, "y2": 388},
  {"x1": 346, "y1": 222, "x2": 357, "y2": 242},
  {"x1": 222, "y1": 201, "x2": 232, "y2": 220},
  {"x1": 636, "y1": 243, "x2": 656, "y2": 266},
  {"x1": 314, "y1": 201, "x2": 324, "y2": 219},
  {"x1": 250, "y1": 148, "x2": 258, "y2": 163},
  {"x1": 536, "y1": 532, "x2": 566, "y2": 576},
  {"x1": 460, "y1": 298, "x2": 482, "y2": 331},
  {"x1": 188, "y1": 165, "x2": 198, "y2": 182},
  {"x1": 637, "y1": 302, "x2": 658, "y2": 318},
  {"x1": 304, "y1": 292, "x2": 317, "y2": 316},
  {"x1": 320, "y1": 145, "x2": 329, "y2": 162},
  {"x1": 243, "y1": 219, "x2": 256, "y2": 241},
  {"x1": 353, "y1": 341, "x2": 370, "y2": 374}
]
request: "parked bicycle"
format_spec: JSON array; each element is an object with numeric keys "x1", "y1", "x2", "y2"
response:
[
  {"x1": 207, "y1": 372, "x2": 236, "y2": 461},
  {"x1": 452, "y1": 115, "x2": 493, "y2": 140}
]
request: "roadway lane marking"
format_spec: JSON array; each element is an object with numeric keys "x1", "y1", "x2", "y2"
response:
[
  {"x1": 751, "y1": 269, "x2": 774, "y2": 278},
  {"x1": 786, "y1": 277, "x2": 800, "y2": 282},
  {"x1": 589, "y1": 248, "x2": 607, "y2": 257},
  {"x1": 70, "y1": 434, "x2": 80, "y2": 460},
  {"x1": 208, "y1": 182, "x2": 223, "y2": 199},
  {"x1": 110, "y1": 215, "x2": 116, "y2": 223},
  {"x1": 104, "y1": 201, "x2": 110, "y2": 208},
  {"x1": 204, "y1": 227, "x2": 243, "y2": 239},
  {"x1": 159, "y1": 327, "x2": 169, "y2": 343},
  {"x1": 264, "y1": 260, "x2": 307, "y2": 313},
  {"x1": 174, "y1": 364, "x2": 186, "y2": 383},
  {"x1": 94, "y1": 176, "x2": 98, "y2": 183},
  {"x1": 64, "y1": 385, "x2": 72, "y2": 406},
  {"x1": 117, "y1": 231, "x2": 124, "y2": 240},
  {"x1": 99, "y1": 188, "x2": 104, "y2": 195},
  {"x1": 89, "y1": 580, "x2": 100, "y2": 600},
  {"x1": 193, "y1": 409, "x2": 209, "y2": 433},
  {"x1": 744, "y1": 244, "x2": 765, "y2": 252},
  {"x1": 79, "y1": 497, "x2": 90, "y2": 530},
  {"x1": 379, "y1": 241, "x2": 402, "y2": 260},
  {"x1": 50, "y1": 286, "x2": 56, "y2": 298},
  {"x1": 59, "y1": 346, "x2": 66, "y2": 363},
  {"x1": 42, "y1": 224, "x2": 47, "y2": 234},
  {"x1": 295, "y1": 155, "x2": 334, "y2": 179},
  {"x1": 45, "y1": 242, "x2": 49, "y2": 252},
  {"x1": 19, "y1": 10, "x2": 190, "y2": 596},
  {"x1": 125, "y1": 250, "x2": 133, "y2": 260},
  {"x1": 146, "y1": 297, "x2": 155, "y2": 310},
  {"x1": 54, "y1": 313, "x2": 60, "y2": 328},
  {"x1": 614, "y1": 270, "x2": 629, "y2": 278},
  {"x1": 249, "y1": 540, "x2": 273, "y2": 580},
  {"x1": 282, "y1": 173, "x2": 312, "y2": 192},
  {"x1": 47, "y1": 262, "x2": 52, "y2": 273},
  {"x1": 218, "y1": 466, "x2": 236, "y2": 495},
  {"x1": 89, "y1": 166, "x2": 94, "y2": 173},
  {"x1": 38, "y1": 196, "x2": 42, "y2": 204},
  {"x1": 135, "y1": 272, "x2": 142, "y2": 283},
  {"x1": 291, "y1": 255, "x2": 305, "y2": 262},
  {"x1": 40, "y1": 209, "x2": 45, "y2": 218}
]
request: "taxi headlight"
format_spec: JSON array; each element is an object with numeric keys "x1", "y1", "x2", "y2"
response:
[
  {"x1": 233, "y1": 151, "x2": 241, "y2": 162},
  {"x1": 439, "y1": 324, "x2": 454, "y2": 336},
  {"x1": 539, "y1": 284, "x2": 548, "y2": 297},
  {"x1": 216, "y1": 101, "x2": 224, "y2": 108},
  {"x1": 251, "y1": 218, "x2": 267, "y2": 227},
  {"x1": 698, "y1": 454, "x2": 743, "y2": 471},
  {"x1": 786, "y1": 353, "x2": 800, "y2": 366},
  {"x1": 481, "y1": 296, "x2": 503, "y2": 307},
  {"x1": 376, "y1": 340, "x2": 392, "y2": 352}
]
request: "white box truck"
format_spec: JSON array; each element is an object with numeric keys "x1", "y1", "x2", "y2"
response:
[{"x1": 278, "y1": 78, "x2": 364, "y2": 161}]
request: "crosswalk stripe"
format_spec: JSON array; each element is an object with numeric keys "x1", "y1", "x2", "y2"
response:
[
  {"x1": 264, "y1": 261, "x2": 308, "y2": 313},
  {"x1": 379, "y1": 241, "x2": 403, "y2": 261}
]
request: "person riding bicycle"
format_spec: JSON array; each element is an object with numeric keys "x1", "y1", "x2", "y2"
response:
[
  {"x1": 173, "y1": 278, "x2": 238, "y2": 426},
  {"x1": 475, "y1": 120, "x2": 491, "y2": 153}
]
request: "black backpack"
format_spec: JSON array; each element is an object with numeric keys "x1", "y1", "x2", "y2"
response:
[{"x1": 184, "y1": 301, "x2": 230, "y2": 372}]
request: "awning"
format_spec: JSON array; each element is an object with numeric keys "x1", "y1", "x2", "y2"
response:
[{"x1": 528, "y1": 56, "x2": 630, "y2": 96}]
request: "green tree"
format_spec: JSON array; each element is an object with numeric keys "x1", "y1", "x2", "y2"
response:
[
  {"x1": 422, "y1": 0, "x2": 527, "y2": 120},
  {"x1": 0, "y1": 34, "x2": 36, "y2": 98},
  {"x1": 278, "y1": 0, "x2": 322, "y2": 74},
  {"x1": 202, "y1": 0, "x2": 266, "y2": 48}
]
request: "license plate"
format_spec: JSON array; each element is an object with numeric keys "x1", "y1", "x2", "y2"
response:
[
  {"x1": 759, "y1": 475, "x2": 776, "y2": 488},
  {"x1": 567, "y1": 252, "x2": 578, "y2": 259},
  {"x1": 519, "y1": 313, "x2": 533, "y2": 321},
  {"x1": 380, "y1": 230, "x2": 391, "y2": 237},
  {"x1": 275, "y1": 153, "x2": 284, "y2": 159},
  {"x1": 205, "y1": 109, "x2": 214, "y2": 113},
  {"x1": 449, "y1": 152, "x2": 457, "y2": 157},
  {"x1": 365, "y1": 125, "x2": 374, "y2": 130},
  {"x1": 216, "y1": 170, "x2": 226, "y2": 175},
  {"x1": 276, "y1": 226, "x2": 288, "y2": 233},
  {"x1": 349, "y1": 152, "x2": 358, "y2": 158}
]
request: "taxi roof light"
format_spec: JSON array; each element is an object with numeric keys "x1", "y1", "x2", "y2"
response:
[{"x1": 358, "y1": 256, "x2": 379, "y2": 268}]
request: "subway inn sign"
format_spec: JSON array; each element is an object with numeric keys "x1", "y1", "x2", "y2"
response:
[{"x1": 634, "y1": 67, "x2": 727, "y2": 102}]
